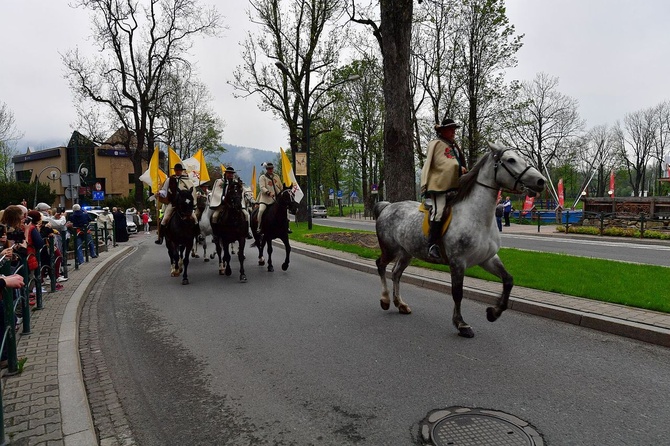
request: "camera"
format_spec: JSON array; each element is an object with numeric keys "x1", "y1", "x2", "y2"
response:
[
  {"x1": 6, "y1": 229, "x2": 25, "y2": 243},
  {"x1": 23, "y1": 216, "x2": 32, "y2": 225}
]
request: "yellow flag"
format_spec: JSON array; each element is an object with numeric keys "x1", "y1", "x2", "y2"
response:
[
  {"x1": 251, "y1": 165, "x2": 257, "y2": 199},
  {"x1": 193, "y1": 148, "x2": 210, "y2": 183},
  {"x1": 150, "y1": 147, "x2": 160, "y2": 192},
  {"x1": 168, "y1": 147, "x2": 182, "y2": 175}
]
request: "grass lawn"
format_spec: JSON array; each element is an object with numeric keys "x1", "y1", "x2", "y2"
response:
[{"x1": 289, "y1": 223, "x2": 670, "y2": 314}]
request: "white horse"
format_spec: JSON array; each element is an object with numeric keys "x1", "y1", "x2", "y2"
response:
[
  {"x1": 374, "y1": 143, "x2": 546, "y2": 338},
  {"x1": 191, "y1": 194, "x2": 217, "y2": 262}
]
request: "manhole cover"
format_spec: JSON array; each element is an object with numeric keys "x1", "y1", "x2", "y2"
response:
[{"x1": 420, "y1": 406, "x2": 543, "y2": 446}]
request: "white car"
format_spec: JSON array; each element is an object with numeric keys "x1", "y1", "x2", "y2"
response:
[{"x1": 312, "y1": 205, "x2": 328, "y2": 218}]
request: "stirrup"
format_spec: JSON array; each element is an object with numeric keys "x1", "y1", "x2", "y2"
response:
[{"x1": 428, "y1": 244, "x2": 441, "y2": 259}]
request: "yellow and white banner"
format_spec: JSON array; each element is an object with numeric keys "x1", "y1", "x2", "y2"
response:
[{"x1": 280, "y1": 147, "x2": 304, "y2": 203}]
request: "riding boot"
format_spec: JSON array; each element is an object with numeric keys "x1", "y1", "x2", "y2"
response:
[
  {"x1": 427, "y1": 221, "x2": 442, "y2": 259},
  {"x1": 155, "y1": 225, "x2": 165, "y2": 245}
]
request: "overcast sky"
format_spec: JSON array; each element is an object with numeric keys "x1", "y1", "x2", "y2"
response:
[{"x1": 1, "y1": 0, "x2": 669, "y2": 154}]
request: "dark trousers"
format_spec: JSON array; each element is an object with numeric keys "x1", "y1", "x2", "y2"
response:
[{"x1": 503, "y1": 212, "x2": 511, "y2": 226}]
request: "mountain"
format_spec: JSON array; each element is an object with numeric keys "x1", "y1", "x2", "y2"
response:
[{"x1": 215, "y1": 143, "x2": 281, "y2": 185}]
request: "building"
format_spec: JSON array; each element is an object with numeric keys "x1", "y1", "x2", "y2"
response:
[{"x1": 12, "y1": 129, "x2": 148, "y2": 209}]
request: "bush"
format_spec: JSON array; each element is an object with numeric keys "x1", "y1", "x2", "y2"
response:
[{"x1": 557, "y1": 224, "x2": 670, "y2": 240}]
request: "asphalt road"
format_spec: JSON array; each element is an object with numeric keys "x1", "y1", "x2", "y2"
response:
[
  {"x1": 311, "y1": 217, "x2": 670, "y2": 266},
  {"x1": 92, "y1": 239, "x2": 670, "y2": 445}
]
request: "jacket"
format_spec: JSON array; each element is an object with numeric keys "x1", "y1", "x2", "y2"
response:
[
  {"x1": 420, "y1": 137, "x2": 467, "y2": 196},
  {"x1": 258, "y1": 173, "x2": 282, "y2": 205}
]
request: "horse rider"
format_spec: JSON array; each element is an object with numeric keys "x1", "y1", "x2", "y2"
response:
[
  {"x1": 256, "y1": 162, "x2": 283, "y2": 235},
  {"x1": 420, "y1": 118, "x2": 468, "y2": 259},
  {"x1": 155, "y1": 163, "x2": 195, "y2": 245}
]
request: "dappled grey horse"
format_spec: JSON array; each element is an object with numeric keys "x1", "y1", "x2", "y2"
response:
[{"x1": 374, "y1": 143, "x2": 546, "y2": 338}]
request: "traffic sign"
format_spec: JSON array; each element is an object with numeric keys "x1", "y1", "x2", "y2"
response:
[
  {"x1": 92, "y1": 191, "x2": 105, "y2": 201},
  {"x1": 337, "y1": 190, "x2": 343, "y2": 198},
  {"x1": 95, "y1": 182, "x2": 102, "y2": 191}
]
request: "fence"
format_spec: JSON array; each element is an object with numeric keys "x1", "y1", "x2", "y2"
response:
[
  {"x1": 568, "y1": 211, "x2": 670, "y2": 238},
  {"x1": 0, "y1": 220, "x2": 109, "y2": 444}
]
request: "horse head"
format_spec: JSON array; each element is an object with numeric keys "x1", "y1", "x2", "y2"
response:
[
  {"x1": 174, "y1": 187, "x2": 195, "y2": 217},
  {"x1": 278, "y1": 186, "x2": 299, "y2": 214},
  {"x1": 223, "y1": 181, "x2": 243, "y2": 211},
  {"x1": 488, "y1": 142, "x2": 546, "y2": 196}
]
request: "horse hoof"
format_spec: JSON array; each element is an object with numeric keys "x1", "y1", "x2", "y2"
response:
[
  {"x1": 281, "y1": 263, "x2": 289, "y2": 271},
  {"x1": 398, "y1": 304, "x2": 412, "y2": 314},
  {"x1": 486, "y1": 307, "x2": 498, "y2": 322},
  {"x1": 458, "y1": 326, "x2": 475, "y2": 338},
  {"x1": 268, "y1": 265, "x2": 274, "y2": 272},
  {"x1": 380, "y1": 300, "x2": 390, "y2": 311},
  {"x1": 182, "y1": 279, "x2": 189, "y2": 285},
  {"x1": 225, "y1": 269, "x2": 232, "y2": 277},
  {"x1": 219, "y1": 270, "x2": 224, "y2": 275},
  {"x1": 193, "y1": 254, "x2": 199, "y2": 258},
  {"x1": 240, "y1": 275, "x2": 247, "y2": 283},
  {"x1": 204, "y1": 258, "x2": 209, "y2": 262}
]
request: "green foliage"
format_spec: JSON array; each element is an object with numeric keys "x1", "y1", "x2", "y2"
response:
[
  {"x1": 557, "y1": 225, "x2": 670, "y2": 240},
  {"x1": 0, "y1": 181, "x2": 56, "y2": 209}
]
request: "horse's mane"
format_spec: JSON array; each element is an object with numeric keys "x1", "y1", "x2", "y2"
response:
[{"x1": 453, "y1": 151, "x2": 493, "y2": 204}]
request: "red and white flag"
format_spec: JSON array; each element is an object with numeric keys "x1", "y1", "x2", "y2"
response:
[
  {"x1": 557, "y1": 178, "x2": 564, "y2": 207},
  {"x1": 608, "y1": 169, "x2": 615, "y2": 196},
  {"x1": 520, "y1": 195, "x2": 535, "y2": 217}
]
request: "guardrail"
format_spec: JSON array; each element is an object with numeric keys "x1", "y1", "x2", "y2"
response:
[{"x1": 565, "y1": 211, "x2": 670, "y2": 238}]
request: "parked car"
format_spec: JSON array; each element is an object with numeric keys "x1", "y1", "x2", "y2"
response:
[
  {"x1": 312, "y1": 205, "x2": 328, "y2": 218},
  {"x1": 124, "y1": 208, "x2": 139, "y2": 234}
]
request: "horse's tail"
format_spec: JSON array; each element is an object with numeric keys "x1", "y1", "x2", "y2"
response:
[{"x1": 374, "y1": 201, "x2": 391, "y2": 219}]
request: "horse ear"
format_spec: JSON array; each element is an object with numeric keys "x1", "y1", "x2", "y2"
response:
[{"x1": 488, "y1": 141, "x2": 504, "y2": 157}]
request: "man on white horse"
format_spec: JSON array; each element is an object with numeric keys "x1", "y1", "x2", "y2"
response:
[
  {"x1": 257, "y1": 162, "x2": 282, "y2": 235},
  {"x1": 420, "y1": 118, "x2": 468, "y2": 259},
  {"x1": 155, "y1": 163, "x2": 196, "y2": 245}
]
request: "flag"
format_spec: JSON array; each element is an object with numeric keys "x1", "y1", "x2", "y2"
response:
[
  {"x1": 139, "y1": 147, "x2": 167, "y2": 191},
  {"x1": 279, "y1": 147, "x2": 304, "y2": 203},
  {"x1": 520, "y1": 195, "x2": 535, "y2": 217},
  {"x1": 251, "y1": 165, "x2": 257, "y2": 200},
  {"x1": 557, "y1": 178, "x2": 564, "y2": 207},
  {"x1": 168, "y1": 147, "x2": 182, "y2": 175},
  {"x1": 496, "y1": 189, "x2": 502, "y2": 203},
  {"x1": 608, "y1": 169, "x2": 615, "y2": 196},
  {"x1": 182, "y1": 149, "x2": 210, "y2": 185}
]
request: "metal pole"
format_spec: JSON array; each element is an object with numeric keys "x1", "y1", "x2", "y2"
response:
[{"x1": 306, "y1": 116, "x2": 313, "y2": 230}]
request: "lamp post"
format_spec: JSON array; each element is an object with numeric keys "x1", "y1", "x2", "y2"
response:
[
  {"x1": 274, "y1": 61, "x2": 360, "y2": 229},
  {"x1": 34, "y1": 166, "x2": 62, "y2": 209}
]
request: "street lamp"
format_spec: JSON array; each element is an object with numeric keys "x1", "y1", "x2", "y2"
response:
[
  {"x1": 274, "y1": 61, "x2": 360, "y2": 229},
  {"x1": 34, "y1": 166, "x2": 62, "y2": 209}
]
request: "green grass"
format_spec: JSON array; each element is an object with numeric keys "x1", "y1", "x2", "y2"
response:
[{"x1": 289, "y1": 223, "x2": 670, "y2": 313}]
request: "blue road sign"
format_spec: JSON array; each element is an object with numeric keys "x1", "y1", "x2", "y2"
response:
[
  {"x1": 337, "y1": 190, "x2": 343, "y2": 198},
  {"x1": 92, "y1": 191, "x2": 105, "y2": 201}
]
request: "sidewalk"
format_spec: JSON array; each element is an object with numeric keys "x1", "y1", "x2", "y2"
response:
[{"x1": 1, "y1": 224, "x2": 669, "y2": 445}]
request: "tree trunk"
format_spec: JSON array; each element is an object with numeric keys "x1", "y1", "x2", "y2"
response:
[{"x1": 380, "y1": 0, "x2": 415, "y2": 202}]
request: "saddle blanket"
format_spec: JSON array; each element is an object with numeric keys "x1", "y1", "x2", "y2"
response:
[{"x1": 419, "y1": 202, "x2": 453, "y2": 237}]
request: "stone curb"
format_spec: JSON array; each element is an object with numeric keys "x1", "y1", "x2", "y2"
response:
[{"x1": 59, "y1": 246, "x2": 132, "y2": 446}]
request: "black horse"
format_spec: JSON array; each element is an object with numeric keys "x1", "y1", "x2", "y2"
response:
[
  {"x1": 164, "y1": 188, "x2": 198, "y2": 285},
  {"x1": 210, "y1": 180, "x2": 248, "y2": 282},
  {"x1": 250, "y1": 186, "x2": 298, "y2": 272}
]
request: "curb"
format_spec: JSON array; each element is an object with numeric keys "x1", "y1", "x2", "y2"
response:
[
  {"x1": 59, "y1": 246, "x2": 132, "y2": 446},
  {"x1": 289, "y1": 242, "x2": 670, "y2": 348}
]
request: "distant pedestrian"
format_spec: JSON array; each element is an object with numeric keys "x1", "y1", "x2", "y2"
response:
[
  {"x1": 495, "y1": 200, "x2": 504, "y2": 232},
  {"x1": 503, "y1": 196, "x2": 512, "y2": 227},
  {"x1": 141, "y1": 209, "x2": 150, "y2": 233}
]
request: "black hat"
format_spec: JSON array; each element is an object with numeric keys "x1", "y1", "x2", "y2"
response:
[
  {"x1": 434, "y1": 118, "x2": 460, "y2": 131},
  {"x1": 265, "y1": 162, "x2": 274, "y2": 169},
  {"x1": 225, "y1": 166, "x2": 236, "y2": 173},
  {"x1": 174, "y1": 163, "x2": 185, "y2": 171}
]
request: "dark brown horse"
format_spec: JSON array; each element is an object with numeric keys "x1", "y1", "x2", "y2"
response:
[
  {"x1": 164, "y1": 188, "x2": 198, "y2": 285},
  {"x1": 250, "y1": 186, "x2": 298, "y2": 272},
  {"x1": 210, "y1": 180, "x2": 248, "y2": 282}
]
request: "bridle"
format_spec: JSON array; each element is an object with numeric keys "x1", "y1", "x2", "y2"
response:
[{"x1": 476, "y1": 149, "x2": 534, "y2": 194}]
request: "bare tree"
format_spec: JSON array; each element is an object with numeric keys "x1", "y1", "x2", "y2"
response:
[
  {"x1": 650, "y1": 100, "x2": 670, "y2": 194},
  {"x1": 615, "y1": 107, "x2": 657, "y2": 197},
  {"x1": 62, "y1": 0, "x2": 220, "y2": 207},
  {"x1": 158, "y1": 69, "x2": 225, "y2": 159},
  {"x1": 0, "y1": 101, "x2": 23, "y2": 181},
  {"x1": 231, "y1": 0, "x2": 345, "y2": 219},
  {"x1": 577, "y1": 125, "x2": 619, "y2": 197},
  {"x1": 503, "y1": 73, "x2": 584, "y2": 174}
]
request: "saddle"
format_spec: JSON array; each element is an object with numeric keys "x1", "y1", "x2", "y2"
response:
[{"x1": 419, "y1": 201, "x2": 453, "y2": 237}]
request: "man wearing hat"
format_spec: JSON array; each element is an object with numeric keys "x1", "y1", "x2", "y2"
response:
[
  {"x1": 155, "y1": 162, "x2": 195, "y2": 244},
  {"x1": 256, "y1": 162, "x2": 282, "y2": 234},
  {"x1": 420, "y1": 118, "x2": 468, "y2": 259}
]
